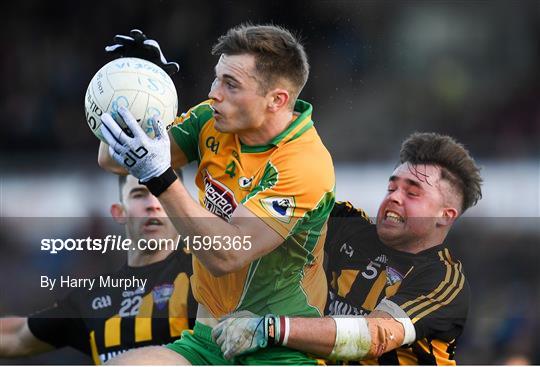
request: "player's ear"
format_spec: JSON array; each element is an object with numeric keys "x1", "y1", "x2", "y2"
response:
[
  {"x1": 438, "y1": 207, "x2": 459, "y2": 227},
  {"x1": 110, "y1": 203, "x2": 127, "y2": 224},
  {"x1": 267, "y1": 88, "x2": 289, "y2": 112}
]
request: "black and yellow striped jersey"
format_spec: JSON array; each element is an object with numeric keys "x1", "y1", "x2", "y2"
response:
[
  {"x1": 27, "y1": 251, "x2": 195, "y2": 364},
  {"x1": 325, "y1": 202, "x2": 469, "y2": 365}
]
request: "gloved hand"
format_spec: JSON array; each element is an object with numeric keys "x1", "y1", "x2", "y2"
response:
[
  {"x1": 100, "y1": 107, "x2": 171, "y2": 182},
  {"x1": 212, "y1": 311, "x2": 280, "y2": 360},
  {"x1": 105, "y1": 29, "x2": 179, "y2": 76}
]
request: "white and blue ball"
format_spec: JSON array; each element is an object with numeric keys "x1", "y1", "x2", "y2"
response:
[{"x1": 84, "y1": 57, "x2": 178, "y2": 142}]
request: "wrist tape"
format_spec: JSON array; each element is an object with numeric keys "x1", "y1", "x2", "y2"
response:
[
  {"x1": 140, "y1": 167, "x2": 177, "y2": 197},
  {"x1": 266, "y1": 315, "x2": 290, "y2": 346},
  {"x1": 329, "y1": 316, "x2": 371, "y2": 360}
]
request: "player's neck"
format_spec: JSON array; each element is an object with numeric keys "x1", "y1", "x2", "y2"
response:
[
  {"x1": 386, "y1": 232, "x2": 447, "y2": 254},
  {"x1": 238, "y1": 109, "x2": 296, "y2": 146},
  {"x1": 127, "y1": 248, "x2": 174, "y2": 267}
]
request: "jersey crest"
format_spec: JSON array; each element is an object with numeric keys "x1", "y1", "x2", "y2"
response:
[
  {"x1": 260, "y1": 196, "x2": 296, "y2": 223},
  {"x1": 152, "y1": 283, "x2": 174, "y2": 310}
]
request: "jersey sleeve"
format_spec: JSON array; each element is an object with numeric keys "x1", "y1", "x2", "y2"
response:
[
  {"x1": 170, "y1": 100, "x2": 214, "y2": 163},
  {"x1": 386, "y1": 259, "x2": 470, "y2": 342},
  {"x1": 241, "y1": 145, "x2": 335, "y2": 239},
  {"x1": 325, "y1": 201, "x2": 372, "y2": 272},
  {"x1": 27, "y1": 293, "x2": 89, "y2": 353}
]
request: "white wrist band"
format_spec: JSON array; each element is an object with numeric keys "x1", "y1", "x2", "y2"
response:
[
  {"x1": 329, "y1": 316, "x2": 371, "y2": 360},
  {"x1": 375, "y1": 298, "x2": 416, "y2": 346}
]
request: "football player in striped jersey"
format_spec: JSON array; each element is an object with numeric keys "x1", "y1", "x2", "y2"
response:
[
  {"x1": 213, "y1": 132, "x2": 483, "y2": 365},
  {"x1": 0, "y1": 173, "x2": 195, "y2": 364}
]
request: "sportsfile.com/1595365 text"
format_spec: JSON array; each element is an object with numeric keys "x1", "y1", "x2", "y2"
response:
[{"x1": 40, "y1": 235, "x2": 252, "y2": 254}]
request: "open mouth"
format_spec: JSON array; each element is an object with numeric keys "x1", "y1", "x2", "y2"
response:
[
  {"x1": 384, "y1": 210, "x2": 405, "y2": 224},
  {"x1": 211, "y1": 106, "x2": 221, "y2": 116},
  {"x1": 144, "y1": 217, "x2": 163, "y2": 227}
]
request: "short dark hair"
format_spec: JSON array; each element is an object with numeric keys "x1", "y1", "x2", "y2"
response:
[
  {"x1": 118, "y1": 170, "x2": 183, "y2": 202},
  {"x1": 211, "y1": 23, "x2": 309, "y2": 108},
  {"x1": 399, "y1": 132, "x2": 482, "y2": 213}
]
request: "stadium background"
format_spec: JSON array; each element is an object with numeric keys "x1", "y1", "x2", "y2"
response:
[{"x1": 1, "y1": 0, "x2": 539, "y2": 364}]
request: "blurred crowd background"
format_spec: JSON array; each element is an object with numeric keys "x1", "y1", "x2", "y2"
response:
[{"x1": 1, "y1": 0, "x2": 539, "y2": 365}]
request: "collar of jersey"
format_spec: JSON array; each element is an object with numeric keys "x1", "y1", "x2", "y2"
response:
[{"x1": 240, "y1": 99, "x2": 314, "y2": 153}]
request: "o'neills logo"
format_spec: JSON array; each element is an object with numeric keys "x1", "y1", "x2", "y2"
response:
[{"x1": 203, "y1": 170, "x2": 237, "y2": 221}]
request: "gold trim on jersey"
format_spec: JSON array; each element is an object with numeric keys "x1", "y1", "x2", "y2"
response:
[
  {"x1": 338, "y1": 201, "x2": 372, "y2": 223},
  {"x1": 361, "y1": 270, "x2": 387, "y2": 310},
  {"x1": 169, "y1": 272, "x2": 190, "y2": 337},
  {"x1": 275, "y1": 113, "x2": 311, "y2": 147},
  {"x1": 135, "y1": 294, "x2": 154, "y2": 342},
  {"x1": 89, "y1": 330, "x2": 101, "y2": 365},
  {"x1": 104, "y1": 316, "x2": 121, "y2": 347},
  {"x1": 173, "y1": 100, "x2": 214, "y2": 126},
  {"x1": 336, "y1": 270, "x2": 360, "y2": 298},
  {"x1": 431, "y1": 339, "x2": 455, "y2": 365},
  {"x1": 396, "y1": 347, "x2": 419, "y2": 364},
  {"x1": 399, "y1": 249, "x2": 464, "y2": 323},
  {"x1": 384, "y1": 281, "x2": 401, "y2": 298}
]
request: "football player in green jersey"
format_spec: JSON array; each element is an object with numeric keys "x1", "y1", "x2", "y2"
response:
[{"x1": 98, "y1": 25, "x2": 335, "y2": 365}]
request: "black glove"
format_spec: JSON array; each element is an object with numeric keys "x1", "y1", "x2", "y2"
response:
[{"x1": 105, "y1": 29, "x2": 179, "y2": 76}]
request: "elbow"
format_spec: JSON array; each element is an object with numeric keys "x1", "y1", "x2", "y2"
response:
[
  {"x1": 97, "y1": 146, "x2": 124, "y2": 174},
  {"x1": 207, "y1": 266, "x2": 227, "y2": 278},
  {"x1": 97, "y1": 146, "x2": 112, "y2": 171},
  {"x1": 97, "y1": 151, "x2": 109, "y2": 171},
  {"x1": 206, "y1": 258, "x2": 243, "y2": 277}
]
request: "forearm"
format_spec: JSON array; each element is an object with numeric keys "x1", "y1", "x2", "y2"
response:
[
  {"x1": 0, "y1": 318, "x2": 54, "y2": 357},
  {"x1": 286, "y1": 317, "x2": 335, "y2": 357},
  {"x1": 285, "y1": 312, "x2": 406, "y2": 361},
  {"x1": 158, "y1": 180, "x2": 272, "y2": 275},
  {"x1": 97, "y1": 142, "x2": 128, "y2": 174}
]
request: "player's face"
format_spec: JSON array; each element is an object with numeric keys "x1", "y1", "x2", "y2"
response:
[
  {"x1": 120, "y1": 176, "x2": 178, "y2": 243},
  {"x1": 376, "y1": 163, "x2": 448, "y2": 251},
  {"x1": 208, "y1": 54, "x2": 269, "y2": 133}
]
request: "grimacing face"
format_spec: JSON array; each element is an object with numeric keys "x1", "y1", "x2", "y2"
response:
[
  {"x1": 376, "y1": 162, "x2": 458, "y2": 251},
  {"x1": 117, "y1": 175, "x2": 178, "y2": 245},
  {"x1": 208, "y1": 54, "x2": 269, "y2": 134}
]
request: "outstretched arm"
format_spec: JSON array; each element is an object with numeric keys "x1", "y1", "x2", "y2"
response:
[
  {"x1": 212, "y1": 302, "x2": 415, "y2": 361},
  {"x1": 0, "y1": 317, "x2": 55, "y2": 357}
]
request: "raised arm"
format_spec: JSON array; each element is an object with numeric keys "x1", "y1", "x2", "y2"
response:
[
  {"x1": 97, "y1": 29, "x2": 185, "y2": 174},
  {"x1": 97, "y1": 131, "x2": 188, "y2": 174}
]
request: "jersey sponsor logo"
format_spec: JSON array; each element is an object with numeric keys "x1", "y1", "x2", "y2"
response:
[
  {"x1": 203, "y1": 170, "x2": 238, "y2": 221},
  {"x1": 238, "y1": 176, "x2": 253, "y2": 190},
  {"x1": 340, "y1": 242, "x2": 354, "y2": 258},
  {"x1": 152, "y1": 283, "x2": 174, "y2": 310},
  {"x1": 205, "y1": 136, "x2": 220, "y2": 154},
  {"x1": 260, "y1": 196, "x2": 296, "y2": 223},
  {"x1": 91, "y1": 295, "x2": 112, "y2": 310},
  {"x1": 327, "y1": 291, "x2": 368, "y2": 316}
]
